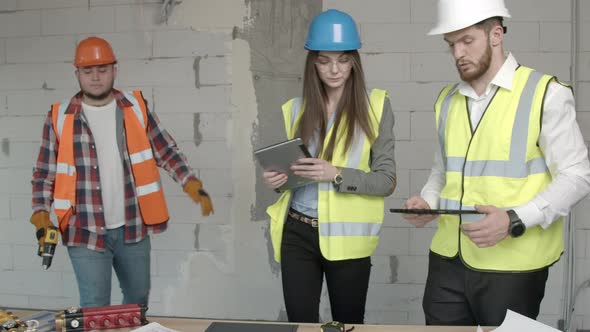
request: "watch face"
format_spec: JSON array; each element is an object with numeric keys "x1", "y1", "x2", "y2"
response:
[{"x1": 511, "y1": 222, "x2": 525, "y2": 237}]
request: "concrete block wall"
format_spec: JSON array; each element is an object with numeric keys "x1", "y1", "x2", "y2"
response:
[
  {"x1": 0, "y1": 0, "x2": 589, "y2": 328},
  {"x1": 0, "y1": 0, "x2": 246, "y2": 316},
  {"x1": 573, "y1": 3, "x2": 590, "y2": 330}
]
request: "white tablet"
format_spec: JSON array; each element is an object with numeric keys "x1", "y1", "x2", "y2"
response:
[{"x1": 254, "y1": 138, "x2": 315, "y2": 191}]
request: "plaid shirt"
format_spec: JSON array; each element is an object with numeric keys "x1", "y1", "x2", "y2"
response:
[{"x1": 32, "y1": 89, "x2": 196, "y2": 251}]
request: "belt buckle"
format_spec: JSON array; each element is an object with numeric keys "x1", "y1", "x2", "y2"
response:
[{"x1": 310, "y1": 218, "x2": 318, "y2": 228}]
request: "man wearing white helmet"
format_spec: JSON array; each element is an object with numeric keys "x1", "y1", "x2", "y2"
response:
[{"x1": 402, "y1": 0, "x2": 590, "y2": 326}]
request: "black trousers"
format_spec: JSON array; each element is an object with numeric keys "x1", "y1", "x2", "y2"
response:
[
  {"x1": 423, "y1": 251, "x2": 549, "y2": 326},
  {"x1": 280, "y1": 213, "x2": 372, "y2": 324}
]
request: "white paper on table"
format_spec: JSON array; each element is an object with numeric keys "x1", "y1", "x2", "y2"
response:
[
  {"x1": 491, "y1": 310, "x2": 560, "y2": 332},
  {"x1": 130, "y1": 322, "x2": 182, "y2": 332},
  {"x1": 476, "y1": 325, "x2": 484, "y2": 332}
]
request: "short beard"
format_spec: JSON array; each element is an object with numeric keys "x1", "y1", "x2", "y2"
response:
[
  {"x1": 457, "y1": 42, "x2": 492, "y2": 82},
  {"x1": 83, "y1": 89, "x2": 112, "y2": 103},
  {"x1": 82, "y1": 81, "x2": 114, "y2": 104}
]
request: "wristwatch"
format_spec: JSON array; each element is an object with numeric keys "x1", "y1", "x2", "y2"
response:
[
  {"x1": 332, "y1": 168, "x2": 343, "y2": 185},
  {"x1": 507, "y1": 209, "x2": 526, "y2": 238}
]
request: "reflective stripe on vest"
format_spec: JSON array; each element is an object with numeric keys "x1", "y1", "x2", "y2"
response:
[
  {"x1": 120, "y1": 91, "x2": 169, "y2": 225},
  {"x1": 267, "y1": 89, "x2": 387, "y2": 262},
  {"x1": 431, "y1": 66, "x2": 563, "y2": 271},
  {"x1": 52, "y1": 91, "x2": 169, "y2": 231},
  {"x1": 51, "y1": 101, "x2": 76, "y2": 231},
  {"x1": 438, "y1": 72, "x2": 548, "y2": 181}
]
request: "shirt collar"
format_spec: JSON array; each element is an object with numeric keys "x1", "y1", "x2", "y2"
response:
[
  {"x1": 457, "y1": 52, "x2": 519, "y2": 99},
  {"x1": 65, "y1": 88, "x2": 133, "y2": 114}
]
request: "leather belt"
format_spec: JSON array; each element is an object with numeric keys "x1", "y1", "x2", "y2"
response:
[{"x1": 288, "y1": 209, "x2": 319, "y2": 228}]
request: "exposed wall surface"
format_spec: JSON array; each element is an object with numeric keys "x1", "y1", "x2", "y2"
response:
[
  {"x1": 0, "y1": 0, "x2": 589, "y2": 329},
  {"x1": 571, "y1": 1, "x2": 590, "y2": 330}
]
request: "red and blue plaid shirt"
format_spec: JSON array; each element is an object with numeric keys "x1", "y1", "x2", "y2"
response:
[{"x1": 32, "y1": 89, "x2": 196, "y2": 251}]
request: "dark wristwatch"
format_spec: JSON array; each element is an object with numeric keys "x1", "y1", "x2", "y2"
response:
[{"x1": 507, "y1": 209, "x2": 526, "y2": 238}]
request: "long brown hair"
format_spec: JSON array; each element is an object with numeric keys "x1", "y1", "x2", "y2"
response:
[{"x1": 298, "y1": 50, "x2": 375, "y2": 162}]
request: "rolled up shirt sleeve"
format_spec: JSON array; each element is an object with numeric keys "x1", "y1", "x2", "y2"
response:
[{"x1": 514, "y1": 81, "x2": 590, "y2": 228}]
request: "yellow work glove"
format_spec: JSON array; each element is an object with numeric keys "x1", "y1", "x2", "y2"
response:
[
  {"x1": 30, "y1": 211, "x2": 56, "y2": 252},
  {"x1": 183, "y1": 178, "x2": 214, "y2": 216}
]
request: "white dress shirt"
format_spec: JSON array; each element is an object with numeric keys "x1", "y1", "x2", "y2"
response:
[{"x1": 421, "y1": 53, "x2": 590, "y2": 228}]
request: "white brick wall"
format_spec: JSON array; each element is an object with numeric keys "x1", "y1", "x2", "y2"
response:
[
  {"x1": 6, "y1": 36, "x2": 76, "y2": 64},
  {"x1": 0, "y1": 0, "x2": 589, "y2": 329},
  {"x1": 153, "y1": 30, "x2": 231, "y2": 57},
  {"x1": 42, "y1": 7, "x2": 116, "y2": 35},
  {"x1": 18, "y1": 0, "x2": 88, "y2": 10},
  {"x1": 0, "y1": 11, "x2": 41, "y2": 37},
  {"x1": 0, "y1": 0, "x2": 243, "y2": 316}
]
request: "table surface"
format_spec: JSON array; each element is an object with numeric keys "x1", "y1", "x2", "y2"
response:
[{"x1": 8, "y1": 309, "x2": 494, "y2": 332}]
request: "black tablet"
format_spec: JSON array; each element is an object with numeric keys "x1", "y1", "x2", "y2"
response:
[
  {"x1": 389, "y1": 208, "x2": 483, "y2": 215},
  {"x1": 254, "y1": 138, "x2": 314, "y2": 191}
]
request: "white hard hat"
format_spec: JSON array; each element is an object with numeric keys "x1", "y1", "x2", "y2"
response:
[{"x1": 428, "y1": 0, "x2": 511, "y2": 35}]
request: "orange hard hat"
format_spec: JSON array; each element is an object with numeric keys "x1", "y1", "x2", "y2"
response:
[{"x1": 74, "y1": 37, "x2": 117, "y2": 67}]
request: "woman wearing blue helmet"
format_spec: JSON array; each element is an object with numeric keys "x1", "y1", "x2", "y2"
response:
[{"x1": 264, "y1": 9, "x2": 397, "y2": 324}]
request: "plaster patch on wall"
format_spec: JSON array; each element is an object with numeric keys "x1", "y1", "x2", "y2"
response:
[
  {"x1": 193, "y1": 224, "x2": 200, "y2": 250},
  {"x1": 232, "y1": 26, "x2": 241, "y2": 40},
  {"x1": 193, "y1": 56, "x2": 201, "y2": 89},
  {"x1": 193, "y1": 113, "x2": 202, "y2": 146},
  {"x1": 263, "y1": 223, "x2": 280, "y2": 276},
  {"x1": 249, "y1": 120, "x2": 259, "y2": 164},
  {"x1": 389, "y1": 255, "x2": 399, "y2": 284},
  {"x1": 231, "y1": 35, "x2": 258, "y2": 231},
  {"x1": 41, "y1": 82, "x2": 55, "y2": 91},
  {"x1": 276, "y1": 309, "x2": 288, "y2": 322},
  {"x1": 1, "y1": 138, "x2": 9, "y2": 156}
]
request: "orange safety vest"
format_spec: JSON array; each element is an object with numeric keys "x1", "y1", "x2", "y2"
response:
[{"x1": 51, "y1": 90, "x2": 169, "y2": 231}]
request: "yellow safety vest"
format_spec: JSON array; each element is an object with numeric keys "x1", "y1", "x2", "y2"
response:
[
  {"x1": 51, "y1": 90, "x2": 169, "y2": 232},
  {"x1": 432, "y1": 66, "x2": 563, "y2": 271},
  {"x1": 267, "y1": 88, "x2": 387, "y2": 262}
]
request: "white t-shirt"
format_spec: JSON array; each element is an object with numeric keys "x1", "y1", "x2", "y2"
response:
[{"x1": 82, "y1": 100, "x2": 126, "y2": 229}]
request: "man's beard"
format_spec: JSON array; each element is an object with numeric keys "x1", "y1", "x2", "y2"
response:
[
  {"x1": 457, "y1": 43, "x2": 492, "y2": 82},
  {"x1": 82, "y1": 82, "x2": 114, "y2": 103}
]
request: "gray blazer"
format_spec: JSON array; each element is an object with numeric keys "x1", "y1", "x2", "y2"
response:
[{"x1": 337, "y1": 98, "x2": 396, "y2": 196}]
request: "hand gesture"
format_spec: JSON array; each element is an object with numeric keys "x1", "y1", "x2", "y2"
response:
[
  {"x1": 290, "y1": 158, "x2": 338, "y2": 182},
  {"x1": 262, "y1": 171, "x2": 288, "y2": 189},
  {"x1": 30, "y1": 211, "x2": 56, "y2": 251},
  {"x1": 183, "y1": 179, "x2": 214, "y2": 216},
  {"x1": 461, "y1": 205, "x2": 510, "y2": 247},
  {"x1": 401, "y1": 196, "x2": 437, "y2": 228}
]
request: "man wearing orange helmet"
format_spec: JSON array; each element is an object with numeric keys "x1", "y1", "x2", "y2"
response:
[{"x1": 30, "y1": 36, "x2": 214, "y2": 307}]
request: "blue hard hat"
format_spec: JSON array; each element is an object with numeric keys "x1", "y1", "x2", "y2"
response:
[{"x1": 305, "y1": 9, "x2": 361, "y2": 51}]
